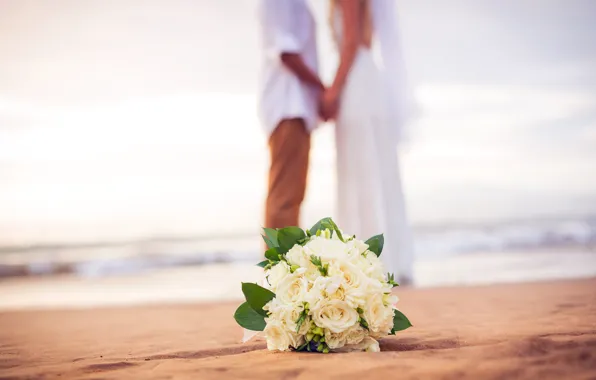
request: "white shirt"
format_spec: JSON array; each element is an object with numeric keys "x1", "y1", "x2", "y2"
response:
[{"x1": 257, "y1": 0, "x2": 320, "y2": 137}]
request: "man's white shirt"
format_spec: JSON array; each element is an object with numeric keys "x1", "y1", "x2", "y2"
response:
[{"x1": 258, "y1": 0, "x2": 320, "y2": 137}]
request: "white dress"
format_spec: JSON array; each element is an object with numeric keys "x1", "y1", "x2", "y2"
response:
[{"x1": 332, "y1": 1, "x2": 414, "y2": 282}]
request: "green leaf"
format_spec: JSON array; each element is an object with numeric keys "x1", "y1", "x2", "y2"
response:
[
  {"x1": 309, "y1": 217, "x2": 331, "y2": 235},
  {"x1": 359, "y1": 317, "x2": 369, "y2": 330},
  {"x1": 309, "y1": 217, "x2": 345, "y2": 242},
  {"x1": 310, "y1": 255, "x2": 322, "y2": 267},
  {"x1": 327, "y1": 218, "x2": 344, "y2": 242},
  {"x1": 276, "y1": 227, "x2": 306, "y2": 254},
  {"x1": 296, "y1": 341, "x2": 309, "y2": 351},
  {"x1": 391, "y1": 309, "x2": 412, "y2": 334},
  {"x1": 294, "y1": 303, "x2": 309, "y2": 333},
  {"x1": 262, "y1": 227, "x2": 278, "y2": 247},
  {"x1": 241, "y1": 282, "x2": 276, "y2": 317},
  {"x1": 262, "y1": 234, "x2": 278, "y2": 249},
  {"x1": 234, "y1": 302, "x2": 266, "y2": 331},
  {"x1": 261, "y1": 235, "x2": 274, "y2": 249},
  {"x1": 310, "y1": 255, "x2": 328, "y2": 276},
  {"x1": 256, "y1": 260, "x2": 269, "y2": 268},
  {"x1": 365, "y1": 234, "x2": 384, "y2": 256},
  {"x1": 264, "y1": 247, "x2": 280, "y2": 262},
  {"x1": 295, "y1": 313, "x2": 306, "y2": 333},
  {"x1": 387, "y1": 272, "x2": 399, "y2": 287},
  {"x1": 296, "y1": 237, "x2": 309, "y2": 245}
]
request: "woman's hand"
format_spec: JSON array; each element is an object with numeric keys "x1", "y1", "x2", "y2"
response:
[{"x1": 320, "y1": 87, "x2": 340, "y2": 121}]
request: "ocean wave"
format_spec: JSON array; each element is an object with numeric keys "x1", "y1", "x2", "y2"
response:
[
  {"x1": 415, "y1": 218, "x2": 595, "y2": 258},
  {"x1": 0, "y1": 217, "x2": 594, "y2": 278}
]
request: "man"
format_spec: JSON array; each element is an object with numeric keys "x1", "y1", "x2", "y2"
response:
[{"x1": 258, "y1": 0, "x2": 324, "y2": 229}]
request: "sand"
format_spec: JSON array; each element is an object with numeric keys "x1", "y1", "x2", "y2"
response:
[{"x1": 1, "y1": 278, "x2": 595, "y2": 380}]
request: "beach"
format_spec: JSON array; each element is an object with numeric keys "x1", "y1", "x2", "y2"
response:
[
  {"x1": 1, "y1": 278, "x2": 595, "y2": 379},
  {"x1": 1, "y1": 0, "x2": 595, "y2": 378}
]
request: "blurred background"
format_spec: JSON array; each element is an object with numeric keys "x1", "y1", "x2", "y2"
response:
[{"x1": 1, "y1": 0, "x2": 595, "y2": 308}]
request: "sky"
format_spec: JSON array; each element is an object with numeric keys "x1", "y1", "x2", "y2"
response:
[{"x1": 1, "y1": 0, "x2": 595, "y2": 246}]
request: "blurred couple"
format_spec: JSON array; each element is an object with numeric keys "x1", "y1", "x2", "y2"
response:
[{"x1": 258, "y1": 0, "x2": 414, "y2": 285}]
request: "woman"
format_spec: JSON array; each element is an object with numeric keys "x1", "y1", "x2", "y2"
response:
[{"x1": 322, "y1": 0, "x2": 415, "y2": 284}]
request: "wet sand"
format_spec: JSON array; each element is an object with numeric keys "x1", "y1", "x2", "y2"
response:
[{"x1": 1, "y1": 278, "x2": 595, "y2": 379}]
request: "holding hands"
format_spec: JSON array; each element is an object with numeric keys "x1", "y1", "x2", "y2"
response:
[{"x1": 319, "y1": 86, "x2": 340, "y2": 122}]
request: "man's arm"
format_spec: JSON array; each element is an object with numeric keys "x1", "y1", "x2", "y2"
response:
[
  {"x1": 280, "y1": 53, "x2": 324, "y2": 91},
  {"x1": 261, "y1": 0, "x2": 324, "y2": 91}
]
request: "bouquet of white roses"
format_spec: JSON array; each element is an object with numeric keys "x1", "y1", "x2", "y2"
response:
[{"x1": 234, "y1": 217, "x2": 411, "y2": 353}]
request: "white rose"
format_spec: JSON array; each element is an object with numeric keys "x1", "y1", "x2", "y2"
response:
[
  {"x1": 324, "y1": 330, "x2": 347, "y2": 349},
  {"x1": 304, "y1": 265, "x2": 321, "y2": 282},
  {"x1": 288, "y1": 330, "x2": 305, "y2": 349},
  {"x1": 328, "y1": 260, "x2": 369, "y2": 290},
  {"x1": 297, "y1": 317, "x2": 312, "y2": 335},
  {"x1": 304, "y1": 236, "x2": 348, "y2": 261},
  {"x1": 278, "y1": 303, "x2": 311, "y2": 335},
  {"x1": 266, "y1": 261, "x2": 290, "y2": 291},
  {"x1": 365, "y1": 253, "x2": 386, "y2": 280},
  {"x1": 361, "y1": 337, "x2": 380, "y2": 352},
  {"x1": 328, "y1": 260, "x2": 369, "y2": 308},
  {"x1": 345, "y1": 239, "x2": 369, "y2": 258},
  {"x1": 328, "y1": 285, "x2": 347, "y2": 302},
  {"x1": 383, "y1": 293, "x2": 399, "y2": 307},
  {"x1": 304, "y1": 280, "x2": 324, "y2": 310},
  {"x1": 354, "y1": 253, "x2": 371, "y2": 272},
  {"x1": 311, "y1": 299, "x2": 359, "y2": 333},
  {"x1": 314, "y1": 275, "x2": 343, "y2": 296},
  {"x1": 367, "y1": 278, "x2": 392, "y2": 295},
  {"x1": 363, "y1": 293, "x2": 394, "y2": 337},
  {"x1": 265, "y1": 321, "x2": 304, "y2": 350},
  {"x1": 276, "y1": 270, "x2": 309, "y2": 305},
  {"x1": 286, "y1": 245, "x2": 311, "y2": 268},
  {"x1": 264, "y1": 299, "x2": 314, "y2": 339},
  {"x1": 263, "y1": 298, "x2": 283, "y2": 318},
  {"x1": 263, "y1": 319, "x2": 292, "y2": 351},
  {"x1": 325, "y1": 324, "x2": 366, "y2": 349},
  {"x1": 344, "y1": 324, "x2": 366, "y2": 345},
  {"x1": 337, "y1": 336, "x2": 380, "y2": 353},
  {"x1": 306, "y1": 275, "x2": 346, "y2": 309},
  {"x1": 345, "y1": 288, "x2": 367, "y2": 309}
]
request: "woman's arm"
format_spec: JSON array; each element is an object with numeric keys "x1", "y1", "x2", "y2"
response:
[
  {"x1": 322, "y1": 0, "x2": 361, "y2": 119},
  {"x1": 330, "y1": 0, "x2": 361, "y2": 94}
]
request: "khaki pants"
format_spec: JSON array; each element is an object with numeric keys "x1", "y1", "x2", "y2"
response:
[{"x1": 265, "y1": 118, "x2": 310, "y2": 229}]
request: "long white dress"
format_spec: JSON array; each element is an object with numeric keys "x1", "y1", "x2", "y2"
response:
[{"x1": 332, "y1": 0, "x2": 414, "y2": 282}]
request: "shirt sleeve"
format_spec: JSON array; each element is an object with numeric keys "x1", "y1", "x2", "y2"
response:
[{"x1": 260, "y1": 0, "x2": 301, "y2": 59}]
